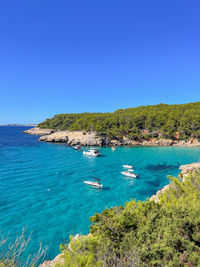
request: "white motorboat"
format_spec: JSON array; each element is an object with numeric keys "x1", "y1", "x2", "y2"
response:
[
  {"x1": 73, "y1": 145, "x2": 81, "y2": 151},
  {"x1": 121, "y1": 171, "x2": 138, "y2": 178},
  {"x1": 83, "y1": 125, "x2": 101, "y2": 157},
  {"x1": 122, "y1": 165, "x2": 134, "y2": 169},
  {"x1": 83, "y1": 148, "x2": 101, "y2": 157},
  {"x1": 83, "y1": 179, "x2": 103, "y2": 188}
]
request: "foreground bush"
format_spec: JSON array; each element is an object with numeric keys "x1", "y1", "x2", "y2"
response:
[
  {"x1": 0, "y1": 228, "x2": 47, "y2": 267},
  {"x1": 57, "y1": 169, "x2": 200, "y2": 267}
]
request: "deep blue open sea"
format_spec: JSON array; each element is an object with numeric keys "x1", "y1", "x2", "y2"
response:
[{"x1": 1, "y1": 126, "x2": 200, "y2": 263}]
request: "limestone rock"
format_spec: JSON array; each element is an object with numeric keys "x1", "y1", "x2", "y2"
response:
[
  {"x1": 39, "y1": 234, "x2": 82, "y2": 267},
  {"x1": 122, "y1": 137, "x2": 132, "y2": 145},
  {"x1": 179, "y1": 162, "x2": 200, "y2": 180},
  {"x1": 150, "y1": 162, "x2": 200, "y2": 202},
  {"x1": 39, "y1": 253, "x2": 64, "y2": 267},
  {"x1": 23, "y1": 128, "x2": 200, "y2": 147},
  {"x1": 150, "y1": 184, "x2": 170, "y2": 203},
  {"x1": 23, "y1": 127, "x2": 55, "y2": 136},
  {"x1": 39, "y1": 131, "x2": 69, "y2": 142},
  {"x1": 39, "y1": 131, "x2": 103, "y2": 145}
]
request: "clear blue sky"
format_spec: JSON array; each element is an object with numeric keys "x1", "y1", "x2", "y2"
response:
[{"x1": 0, "y1": 0, "x2": 200, "y2": 124}]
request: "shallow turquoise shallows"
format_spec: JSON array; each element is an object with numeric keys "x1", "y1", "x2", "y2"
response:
[{"x1": 1, "y1": 127, "x2": 200, "y2": 262}]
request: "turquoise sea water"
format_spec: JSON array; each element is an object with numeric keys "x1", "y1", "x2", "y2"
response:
[{"x1": 1, "y1": 126, "x2": 200, "y2": 263}]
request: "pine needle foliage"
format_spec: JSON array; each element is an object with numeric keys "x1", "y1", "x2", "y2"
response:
[{"x1": 38, "y1": 102, "x2": 200, "y2": 140}]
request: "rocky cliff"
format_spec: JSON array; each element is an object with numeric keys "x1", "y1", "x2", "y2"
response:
[
  {"x1": 23, "y1": 127, "x2": 55, "y2": 135},
  {"x1": 24, "y1": 127, "x2": 200, "y2": 147},
  {"x1": 39, "y1": 131, "x2": 103, "y2": 146},
  {"x1": 150, "y1": 162, "x2": 200, "y2": 202},
  {"x1": 39, "y1": 234, "x2": 82, "y2": 267}
]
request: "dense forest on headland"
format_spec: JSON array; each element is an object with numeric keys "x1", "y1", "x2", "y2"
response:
[
  {"x1": 57, "y1": 169, "x2": 200, "y2": 266},
  {"x1": 38, "y1": 102, "x2": 200, "y2": 141}
]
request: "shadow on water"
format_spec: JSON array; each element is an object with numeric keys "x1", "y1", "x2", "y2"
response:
[
  {"x1": 102, "y1": 187, "x2": 110, "y2": 191},
  {"x1": 145, "y1": 164, "x2": 179, "y2": 171},
  {"x1": 146, "y1": 180, "x2": 161, "y2": 187}
]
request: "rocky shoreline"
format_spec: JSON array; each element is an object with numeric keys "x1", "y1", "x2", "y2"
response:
[
  {"x1": 39, "y1": 162, "x2": 200, "y2": 267},
  {"x1": 23, "y1": 127, "x2": 200, "y2": 147},
  {"x1": 23, "y1": 127, "x2": 55, "y2": 136},
  {"x1": 150, "y1": 162, "x2": 200, "y2": 202}
]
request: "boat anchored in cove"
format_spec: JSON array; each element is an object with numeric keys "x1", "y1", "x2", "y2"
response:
[
  {"x1": 83, "y1": 148, "x2": 101, "y2": 157},
  {"x1": 83, "y1": 125, "x2": 101, "y2": 156},
  {"x1": 121, "y1": 171, "x2": 138, "y2": 178},
  {"x1": 83, "y1": 178, "x2": 103, "y2": 188},
  {"x1": 122, "y1": 164, "x2": 134, "y2": 169},
  {"x1": 73, "y1": 145, "x2": 81, "y2": 151}
]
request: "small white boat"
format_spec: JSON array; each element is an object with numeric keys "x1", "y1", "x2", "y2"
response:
[
  {"x1": 83, "y1": 181, "x2": 103, "y2": 188},
  {"x1": 83, "y1": 125, "x2": 101, "y2": 156},
  {"x1": 122, "y1": 165, "x2": 133, "y2": 169},
  {"x1": 73, "y1": 145, "x2": 81, "y2": 151},
  {"x1": 121, "y1": 171, "x2": 138, "y2": 178},
  {"x1": 83, "y1": 148, "x2": 101, "y2": 157}
]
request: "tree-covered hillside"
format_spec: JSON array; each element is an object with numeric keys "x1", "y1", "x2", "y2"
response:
[
  {"x1": 56, "y1": 168, "x2": 200, "y2": 267},
  {"x1": 38, "y1": 102, "x2": 200, "y2": 140}
]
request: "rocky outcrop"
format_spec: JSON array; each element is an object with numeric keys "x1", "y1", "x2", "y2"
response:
[
  {"x1": 23, "y1": 127, "x2": 55, "y2": 136},
  {"x1": 39, "y1": 234, "x2": 82, "y2": 267},
  {"x1": 97, "y1": 137, "x2": 200, "y2": 147},
  {"x1": 138, "y1": 138, "x2": 174, "y2": 146},
  {"x1": 150, "y1": 162, "x2": 200, "y2": 202},
  {"x1": 103, "y1": 137, "x2": 131, "y2": 146},
  {"x1": 173, "y1": 138, "x2": 200, "y2": 146},
  {"x1": 39, "y1": 131, "x2": 69, "y2": 142},
  {"x1": 39, "y1": 253, "x2": 64, "y2": 267},
  {"x1": 179, "y1": 162, "x2": 200, "y2": 180},
  {"x1": 150, "y1": 184, "x2": 170, "y2": 203},
  {"x1": 103, "y1": 137, "x2": 174, "y2": 146},
  {"x1": 23, "y1": 128, "x2": 200, "y2": 147},
  {"x1": 39, "y1": 131, "x2": 103, "y2": 146},
  {"x1": 133, "y1": 138, "x2": 200, "y2": 147}
]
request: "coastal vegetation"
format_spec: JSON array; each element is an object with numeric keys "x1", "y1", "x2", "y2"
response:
[
  {"x1": 56, "y1": 168, "x2": 200, "y2": 266},
  {"x1": 0, "y1": 228, "x2": 46, "y2": 267},
  {"x1": 38, "y1": 102, "x2": 200, "y2": 141}
]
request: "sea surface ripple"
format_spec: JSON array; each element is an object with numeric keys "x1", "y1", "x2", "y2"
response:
[{"x1": 0, "y1": 126, "x2": 200, "y2": 261}]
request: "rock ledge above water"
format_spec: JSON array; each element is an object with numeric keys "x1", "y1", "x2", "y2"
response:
[{"x1": 23, "y1": 127, "x2": 55, "y2": 136}]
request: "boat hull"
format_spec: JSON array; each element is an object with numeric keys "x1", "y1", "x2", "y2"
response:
[
  {"x1": 122, "y1": 165, "x2": 133, "y2": 169},
  {"x1": 83, "y1": 151, "x2": 100, "y2": 157},
  {"x1": 121, "y1": 171, "x2": 138, "y2": 178},
  {"x1": 83, "y1": 181, "x2": 103, "y2": 188}
]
